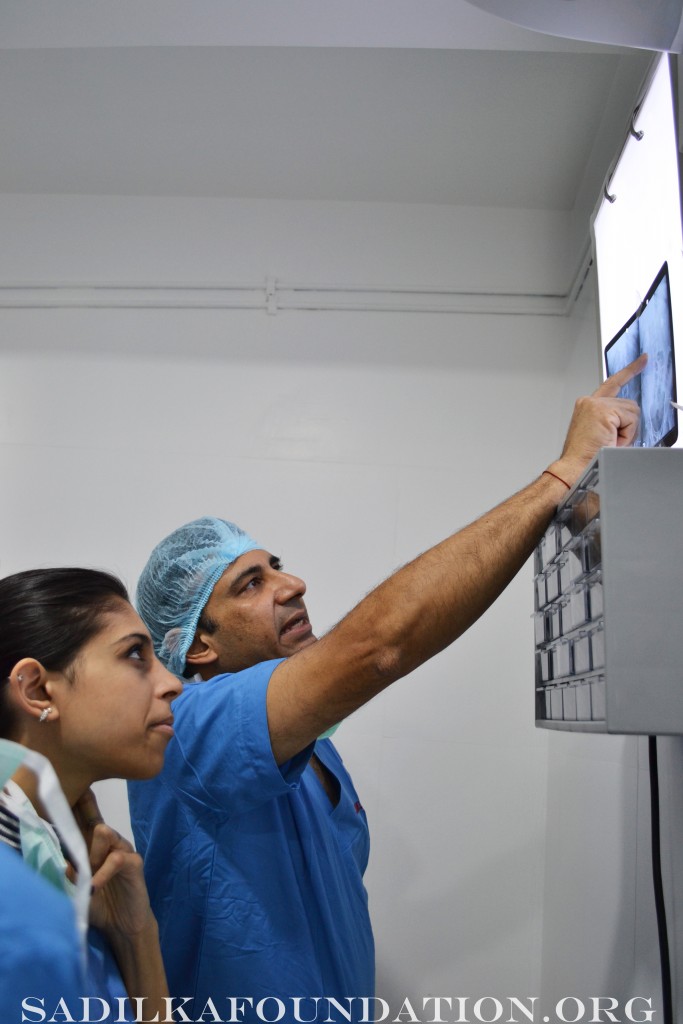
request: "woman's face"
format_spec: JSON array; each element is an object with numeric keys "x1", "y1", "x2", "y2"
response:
[{"x1": 48, "y1": 599, "x2": 182, "y2": 785}]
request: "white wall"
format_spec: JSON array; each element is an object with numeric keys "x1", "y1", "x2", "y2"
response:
[
  {"x1": 0, "y1": 192, "x2": 632, "y2": 1011},
  {"x1": 0, "y1": 193, "x2": 574, "y2": 295}
]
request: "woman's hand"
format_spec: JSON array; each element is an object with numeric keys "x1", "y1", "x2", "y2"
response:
[
  {"x1": 72, "y1": 790, "x2": 170, "y2": 1016},
  {"x1": 73, "y1": 789, "x2": 154, "y2": 939}
]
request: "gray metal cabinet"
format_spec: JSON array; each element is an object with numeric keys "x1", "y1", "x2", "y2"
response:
[{"x1": 534, "y1": 447, "x2": 683, "y2": 733}]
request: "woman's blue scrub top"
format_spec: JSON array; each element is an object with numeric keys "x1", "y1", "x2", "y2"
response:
[
  {"x1": 0, "y1": 813, "x2": 133, "y2": 1023},
  {"x1": 0, "y1": 844, "x2": 84, "y2": 1022},
  {"x1": 128, "y1": 659, "x2": 374, "y2": 1021}
]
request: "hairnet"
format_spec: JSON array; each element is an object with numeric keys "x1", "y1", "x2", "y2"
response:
[{"x1": 136, "y1": 516, "x2": 260, "y2": 677}]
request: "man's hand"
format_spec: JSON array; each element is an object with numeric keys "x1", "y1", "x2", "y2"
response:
[{"x1": 549, "y1": 353, "x2": 646, "y2": 487}]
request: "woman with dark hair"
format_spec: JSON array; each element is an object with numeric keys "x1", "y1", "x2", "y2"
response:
[{"x1": 0, "y1": 567, "x2": 181, "y2": 1021}]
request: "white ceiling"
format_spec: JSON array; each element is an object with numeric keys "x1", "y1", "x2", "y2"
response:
[{"x1": 0, "y1": 1, "x2": 654, "y2": 211}]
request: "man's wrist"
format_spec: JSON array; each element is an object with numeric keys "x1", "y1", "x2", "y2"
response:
[
  {"x1": 542, "y1": 467, "x2": 571, "y2": 490},
  {"x1": 545, "y1": 457, "x2": 587, "y2": 491}
]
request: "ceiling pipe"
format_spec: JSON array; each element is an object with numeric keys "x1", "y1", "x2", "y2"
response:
[{"x1": 463, "y1": 0, "x2": 683, "y2": 52}]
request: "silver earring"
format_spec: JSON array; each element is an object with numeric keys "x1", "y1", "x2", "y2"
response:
[
  {"x1": 17, "y1": 674, "x2": 23, "y2": 682},
  {"x1": 38, "y1": 707, "x2": 52, "y2": 724}
]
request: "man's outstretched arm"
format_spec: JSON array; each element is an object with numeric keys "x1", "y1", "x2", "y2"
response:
[{"x1": 266, "y1": 355, "x2": 645, "y2": 763}]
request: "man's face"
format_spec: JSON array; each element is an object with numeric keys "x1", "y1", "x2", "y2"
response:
[{"x1": 189, "y1": 549, "x2": 316, "y2": 676}]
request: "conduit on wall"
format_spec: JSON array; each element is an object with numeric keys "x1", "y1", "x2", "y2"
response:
[{"x1": 0, "y1": 252, "x2": 592, "y2": 318}]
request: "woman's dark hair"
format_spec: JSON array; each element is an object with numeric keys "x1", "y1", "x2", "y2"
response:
[{"x1": 0, "y1": 567, "x2": 129, "y2": 738}]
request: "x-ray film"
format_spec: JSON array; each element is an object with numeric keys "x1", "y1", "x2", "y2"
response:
[{"x1": 604, "y1": 263, "x2": 678, "y2": 448}]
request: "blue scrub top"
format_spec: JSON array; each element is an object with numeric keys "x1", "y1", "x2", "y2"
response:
[
  {"x1": 0, "y1": 833, "x2": 133, "y2": 1023},
  {"x1": 0, "y1": 844, "x2": 84, "y2": 1024},
  {"x1": 128, "y1": 659, "x2": 374, "y2": 1021},
  {"x1": 86, "y1": 928, "x2": 134, "y2": 1021}
]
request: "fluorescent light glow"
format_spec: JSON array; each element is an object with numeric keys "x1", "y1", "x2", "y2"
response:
[{"x1": 593, "y1": 55, "x2": 683, "y2": 448}]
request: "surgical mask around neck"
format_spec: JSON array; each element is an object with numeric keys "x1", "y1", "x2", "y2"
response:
[{"x1": 0, "y1": 739, "x2": 91, "y2": 958}]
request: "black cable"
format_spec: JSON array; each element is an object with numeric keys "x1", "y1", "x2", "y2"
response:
[{"x1": 648, "y1": 735, "x2": 673, "y2": 1024}]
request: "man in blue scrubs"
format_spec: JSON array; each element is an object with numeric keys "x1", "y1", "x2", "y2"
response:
[{"x1": 129, "y1": 358, "x2": 644, "y2": 1018}]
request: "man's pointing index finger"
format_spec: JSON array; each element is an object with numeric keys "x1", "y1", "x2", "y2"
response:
[{"x1": 594, "y1": 352, "x2": 648, "y2": 398}]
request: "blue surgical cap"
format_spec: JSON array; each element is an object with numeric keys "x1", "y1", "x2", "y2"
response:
[{"x1": 136, "y1": 516, "x2": 260, "y2": 678}]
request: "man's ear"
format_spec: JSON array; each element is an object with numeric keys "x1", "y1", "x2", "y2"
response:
[
  {"x1": 8, "y1": 658, "x2": 61, "y2": 723},
  {"x1": 185, "y1": 634, "x2": 219, "y2": 669}
]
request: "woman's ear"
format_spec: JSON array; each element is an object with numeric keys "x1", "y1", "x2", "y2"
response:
[{"x1": 8, "y1": 658, "x2": 60, "y2": 724}]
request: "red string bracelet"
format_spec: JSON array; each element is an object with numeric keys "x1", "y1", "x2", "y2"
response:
[{"x1": 542, "y1": 468, "x2": 571, "y2": 490}]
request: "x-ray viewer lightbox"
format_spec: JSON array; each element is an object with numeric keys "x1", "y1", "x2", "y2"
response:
[
  {"x1": 593, "y1": 54, "x2": 683, "y2": 449},
  {"x1": 604, "y1": 263, "x2": 677, "y2": 447}
]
